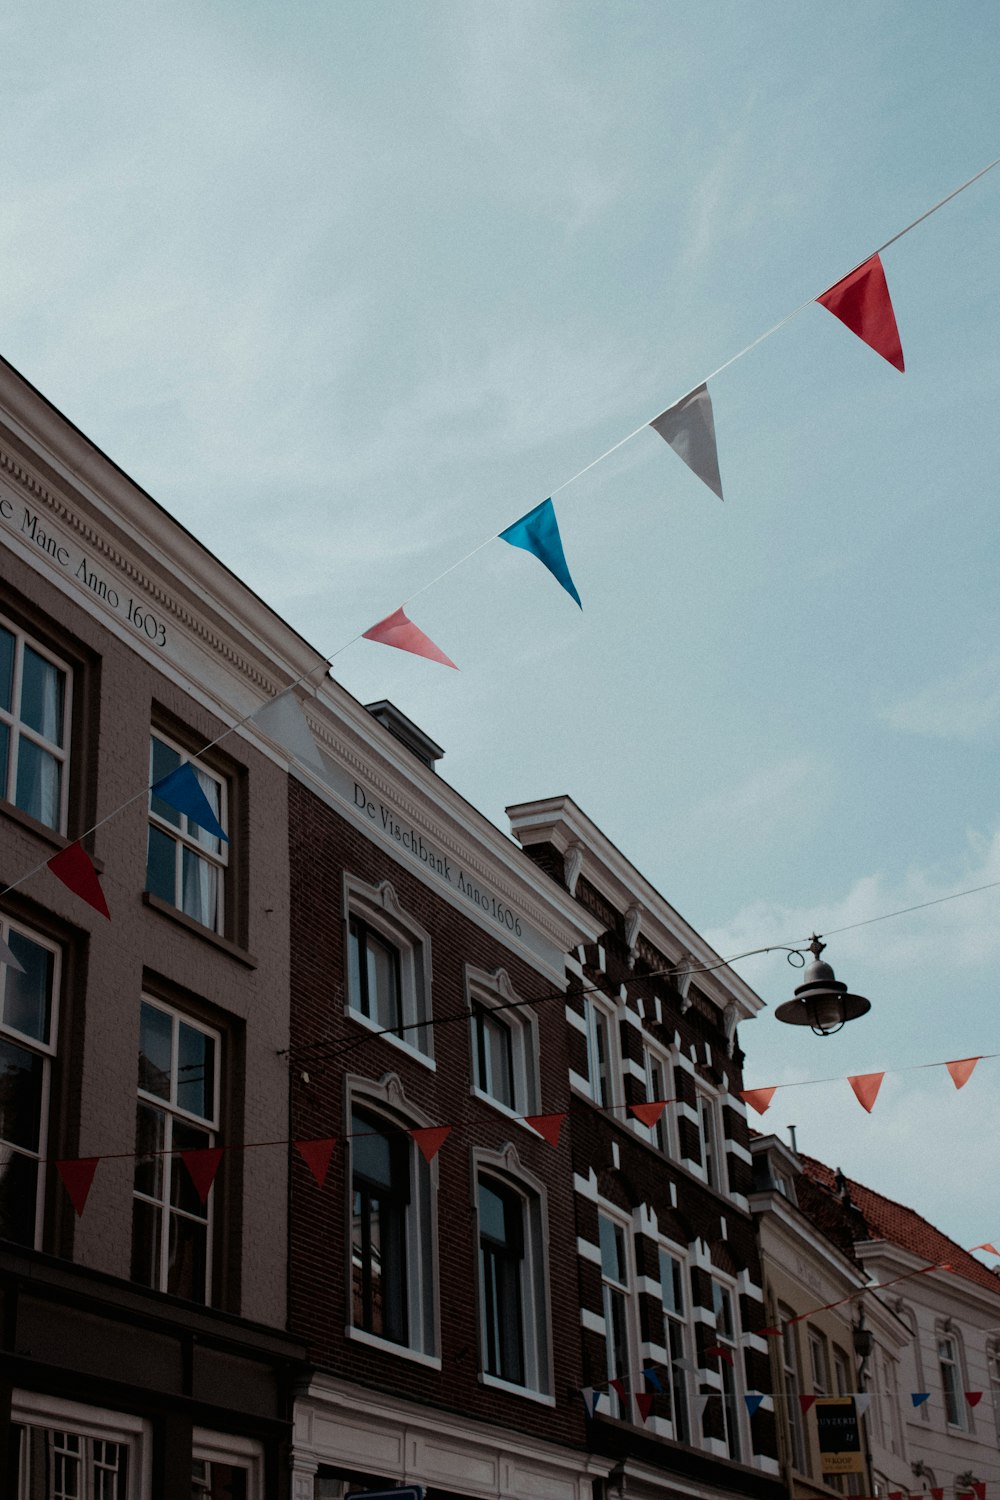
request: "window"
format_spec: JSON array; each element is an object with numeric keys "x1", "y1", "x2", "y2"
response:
[
  {"x1": 659, "y1": 1249, "x2": 690, "y2": 1442},
  {"x1": 780, "y1": 1309, "x2": 809, "y2": 1474},
  {"x1": 192, "y1": 1429, "x2": 262, "y2": 1500},
  {"x1": 938, "y1": 1331, "x2": 966, "y2": 1429},
  {"x1": 476, "y1": 1162, "x2": 549, "y2": 1395},
  {"x1": 349, "y1": 1095, "x2": 435, "y2": 1357},
  {"x1": 344, "y1": 878, "x2": 432, "y2": 1059},
  {"x1": 583, "y1": 996, "x2": 619, "y2": 1108},
  {"x1": 698, "y1": 1089, "x2": 724, "y2": 1193},
  {"x1": 809, "y1": 1328, "x2": 830, "y2": 1395},
  {"x1": 643, "y1": 1047, "x2": 676, "y2": 1156},
  {"x1": 599, "y1": 1212, "x2": 634, "y2": 1419},
  {"x1": 469, "y1": 968, "x2": 538, "y2": 1117},
  {"x1": 10, "y1": 1394, "x2": 148, "y2": 1500},
  {"x1": 146, "y1": 732, "x2": 228, "y2": 933},
  {"x1": 0, "y1": 615, "x2": 70, "y2": 832},
  {"x1": 132, "y1": 997, "x2": 220, "y2": 1303},
  {"x1": 989, "y1": 1340, "x2": 1000, "y2": 1445},
  {"x1": 711, "y1": 1279, "x2": 744, "y2": 1461},
  {"x1": 0, "y1": 919, "x2": 59, "y2": 1249}
]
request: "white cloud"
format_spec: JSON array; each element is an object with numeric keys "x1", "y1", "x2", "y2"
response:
[{"x1": 881, "y1": 655, "x2": 1000, "y2": 742}]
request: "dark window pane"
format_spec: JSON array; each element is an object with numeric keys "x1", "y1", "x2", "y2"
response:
[
  {"x1": 134, "y1": 1102, "x2": 165, "y2": 1197},
  {"x1": 150, "y1": 736, "x2": 181, "y2": 825},
  {"x1": 171, "y1": 1119, "x2": 211, "y2": 1217},
  {"x1": 0, "y1": 1148, "x2": 38, "y2": 1245},
  {"x1": 20, "y1": 646, "x2": 64, "y2": 743},
  {"x1": 599, "y1": 1215, "x2": 625, "y2": 1282},
  {"x1": 177, "y1": 1023, "x2": 214, "y2": 1121},
  {"x1": 0, "y1": 1038, "x2": 43, "y2": 1151},
  {"x1": 0, "y1": 627, "x2": 12, "y2": 711},
  {"x1": 4, "y1": 931, "x2": 53, "y2": 1043},
  {"x1": 146, "y1": 825, "x2": 177, "y2": 906},
  {"x1": 15, "y1": 738, "x2": 60, "y2": 827},
  {"x1": 0, "y1": 722, "x2": 8, "y2": 798},
  {"x1": 348, "y1": 922, "x2": 365, "y2": 1014},
  {"x1": 168, "y1": 1210, "x2": 207, "y2": 1302},
  {"x1": 351, "y1": 1112, "x2": 395, "y2": 1190},
  {"x1": 131, "y1": 1196, "x2": 162, "y2": 1289},
  {"x1": 139, "y1": 1002, "x2": 172, "y2": 1098}
]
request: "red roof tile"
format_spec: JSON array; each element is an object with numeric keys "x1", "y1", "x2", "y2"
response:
[{"x1": 800, "y1": 1154, "x2": 1000, "y2": 1298}]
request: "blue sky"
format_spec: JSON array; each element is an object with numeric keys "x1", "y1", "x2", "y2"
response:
[{"x1": 2, "y1": 1, "x2": 999, "y2": 1249}]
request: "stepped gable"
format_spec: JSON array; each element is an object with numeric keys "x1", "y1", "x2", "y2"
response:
[{"x1": 800, "y1": 1154, "x2": 1000, "y2": 1296}]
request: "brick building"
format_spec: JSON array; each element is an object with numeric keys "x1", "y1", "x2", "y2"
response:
[{"x1": 0, "y1": 356, "x2": 310, "y2": 1499}]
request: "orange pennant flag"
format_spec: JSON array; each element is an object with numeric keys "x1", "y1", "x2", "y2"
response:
[
  {"x1": 56, "y1": 1157, "x2": 100, "y2": 1216},
  {"x1": 525, "y1": 1112, "x2": 566, "y2": 1148},
  {"x1": 972, "y1": 1242, "x2": 1000, "y2": 1256},
  {"x1": 180, "y1": 1146, "x2": 224, "y2": 1203},
  {"x1": 630, "y1": 1100, "x2": 667, "y2": 1129},
  {"x1": 410, "y1": 1126, "x2": 451, "y2": 1163},
  {"x1": 945, "y1": 1057, "x2": 980, "y2": 1090},
  {"x1": 363, "y1": 607, "x2": 458, "y2": 669},
  {"x1": 848, "y1": 1072, "x2": 885, "y2": 1113},
  {"x1": 295, "y1": 1137, "x2": 337, "y2": 1187},
  {"x1": 47, "y1": 842, "x2": 111, "y2": 919},
  {"x1": 740, "y1": 1086, "x2": 777, "y2": 1116}
]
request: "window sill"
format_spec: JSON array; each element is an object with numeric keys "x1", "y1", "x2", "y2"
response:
[
  {"x1": 346, "y1": 1324, "x2": 441, "y2": 1369},
  {"x1": 0, "y1": 799, "x2": 94, "y2": 859},
  {"x1": 479, "y1": 1372, "x2": 555, "y2": 1407},
  {"x1": 470, "y1": 1085, "x2": 539, "y2": 1130},
  {"x1": 142, "y1": 892, "x2": 256, "y2": 968},
  {"x1": 345, "y1": 1005, "x2": 436, "y2": 1070}
]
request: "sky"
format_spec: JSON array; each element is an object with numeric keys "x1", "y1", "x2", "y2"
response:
[{"x1": 2, "y1": 1, "x2": 999, "y2": 1254}]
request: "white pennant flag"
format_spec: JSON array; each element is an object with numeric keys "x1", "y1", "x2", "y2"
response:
[
  {"x1": 250, "y1": 690, "x2": 326, "y2": 773},
  {"x1": 649, "y1": 383, "x2": 724, "y2": 500},
  {"x1": 852, "y1": 1393, "x2": 871, "y2": 1419},
  {"x1": 0, "y1": 935, "x2": 25, "y2": 973},
  {"x1": 693, "y1": 1393, "x2": 711, "y2": 1428}
]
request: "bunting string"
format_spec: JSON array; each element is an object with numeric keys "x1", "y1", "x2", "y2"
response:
[{"x1": 4, "y1": 156, "x2": 1000, "y2": 920}]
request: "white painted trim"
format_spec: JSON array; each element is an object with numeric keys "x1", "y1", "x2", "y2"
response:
[{"x1": 345, "y1": 1324, "x2": 443, "y2": 1370}]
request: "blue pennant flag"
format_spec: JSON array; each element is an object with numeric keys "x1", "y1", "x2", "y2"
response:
[
  {"x1": 499, "y1": 498, "x2": 582, "y2": 608},
  {"x1": 152, "y1": 762, "x2": 228, "y2": 842},
  {"x1": 744, "y1": 1393, "x2": 765, "y2": 1417},
  {"x1": 911, "y1": 1392, "x2": 931, "y2": 1407},
  {"x1": 642, "y1": 1366, "x2": 664, "y2": 1392}
]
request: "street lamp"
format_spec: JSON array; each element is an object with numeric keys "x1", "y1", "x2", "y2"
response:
[{"x1": 774, "y1": 936, "x2": 872, "y2": 1037}]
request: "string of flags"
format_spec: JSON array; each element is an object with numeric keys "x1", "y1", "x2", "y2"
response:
[
  {"x1": 740, "y1": 1053, "x2": 994, "y2": 1115},
  {"x1": 3, "y1": 157, "x2": 1000, "y2": 926}
]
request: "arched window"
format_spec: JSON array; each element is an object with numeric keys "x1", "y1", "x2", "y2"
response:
[{"x1": 474, "y1": 1146, "x2": 550, "y2": 1397}]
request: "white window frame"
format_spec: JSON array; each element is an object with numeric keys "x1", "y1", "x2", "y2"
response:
[
  {"x1": 343, "y1": 876, "x2": 433, "y2": 1065},
  {"x1": 468, "y1": 966, "x2": 539, "y2": 1121},
  {"x1": 779, "y1": 1307, "x2": 810, "y2": 1475},
  {"x1": 988, "y1": 1338, "x2": 1000, "y2": 1446},
  {"x1": 582, "y1": 994, "x2": 620, "y2": 1109},
  {"x1": 640, "y1": 1043, "x2": 677, "y2": 1156},
  {"x1": 0, "y1": 613, "x2": 71, "y2": 834},
  {"x1": 710, "y1": 1275, "x2": 746, "y2": 1462},
  {"x1": 0, "y1": 916, "x2": 60, "y2": 1250},
  {"x1": 192, "y1": 1428, "x2": 263, "y2": 1500},
  {"x1": 133, "y1": 994, "x2": 222, "y2": 1304},
  {"x1": 473, "y1": 1143, "x2": 553, "y2": 1402},
  {"x1": 658, "y1": 1244, "x2": 692, "y2": 1443},
  {"x1": 937, "y1": 1326, "x2": 968, "y2": 1430},
  {"x1": 345, "y1": 1073, "x2": 439, "y2": 1364},
  {"x1": 696, "y1": 1085, "x2": 725, "y2": 1194},
  {"x1": 10, "y1": 1391, "x2": 150, "y2": 1500},
  {"x1": 147, "y1": 729, "x2": 229, "y2": 934},
  {"x1": 598, "y1": 1207, "x2": 638, "y2": 1421}
]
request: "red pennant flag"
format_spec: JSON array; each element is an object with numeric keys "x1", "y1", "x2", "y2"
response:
[
  {"x1": 965, "y1": 1390, "x2": 983, "y2": 1408},
  {"x1": 740, "y1": 1086, "x2": 777, "y2": 1116},
  {"x1": 362, "y1": 607, "x2": 457, "y2": 670},
  {"x1": 930, "y1": 1489, "x2": 944, "y2": 1500},
  {"x1": 945, "y1": 1056, "x2": 981, "y2": 1090},
  {"x1": 848, "y1": 1071, "x2": 885, "y2": 1112},
  {"x1": 798, "y1": 1394, "x2": 817, "y2": 1415},
  {"x1": 180, "y1": 1147, "x2": 224, "y2": 1203},
  {"x1": 525, "y1": 1112, "x2": 565, "y2": 1148},
  {"x1": 705, "y1": 1344, "x2": 735, "y2": 1366},
  {"x1": 410, "y1": 1125, "x2": 451, "y2": 1162},
  {"x1": 759, "y1": 1326, "x2": 782, "y2": 1338},
  {"x1": 295, "y1": 1137, "x2": 336, "y2": 1187},
  {"x1": 972, "y1": 1242, "x2": 1000, "y2": 1256},
  {"x1": 635, "y1": 1391, "x2": 654, "y2": 1423},
  {"x1": 56, "y1": 1157, "x2": 99, "y2": 1216},
  {"x1": 47, "y1": 842, "x2": 111, "y2": 919},
  {"x1": 609, "y1": 1376, "x2": 628, "y2": 1407},
  {"x1": 817, "y1": 253, "x2": 904, "y2": 371},
  {"x1": 630, "y1": 1100, "x2": 667, "y2": 1129},
  {"x1": 971, "y1": 1483, "x2": 986, "y2": 1500}
]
